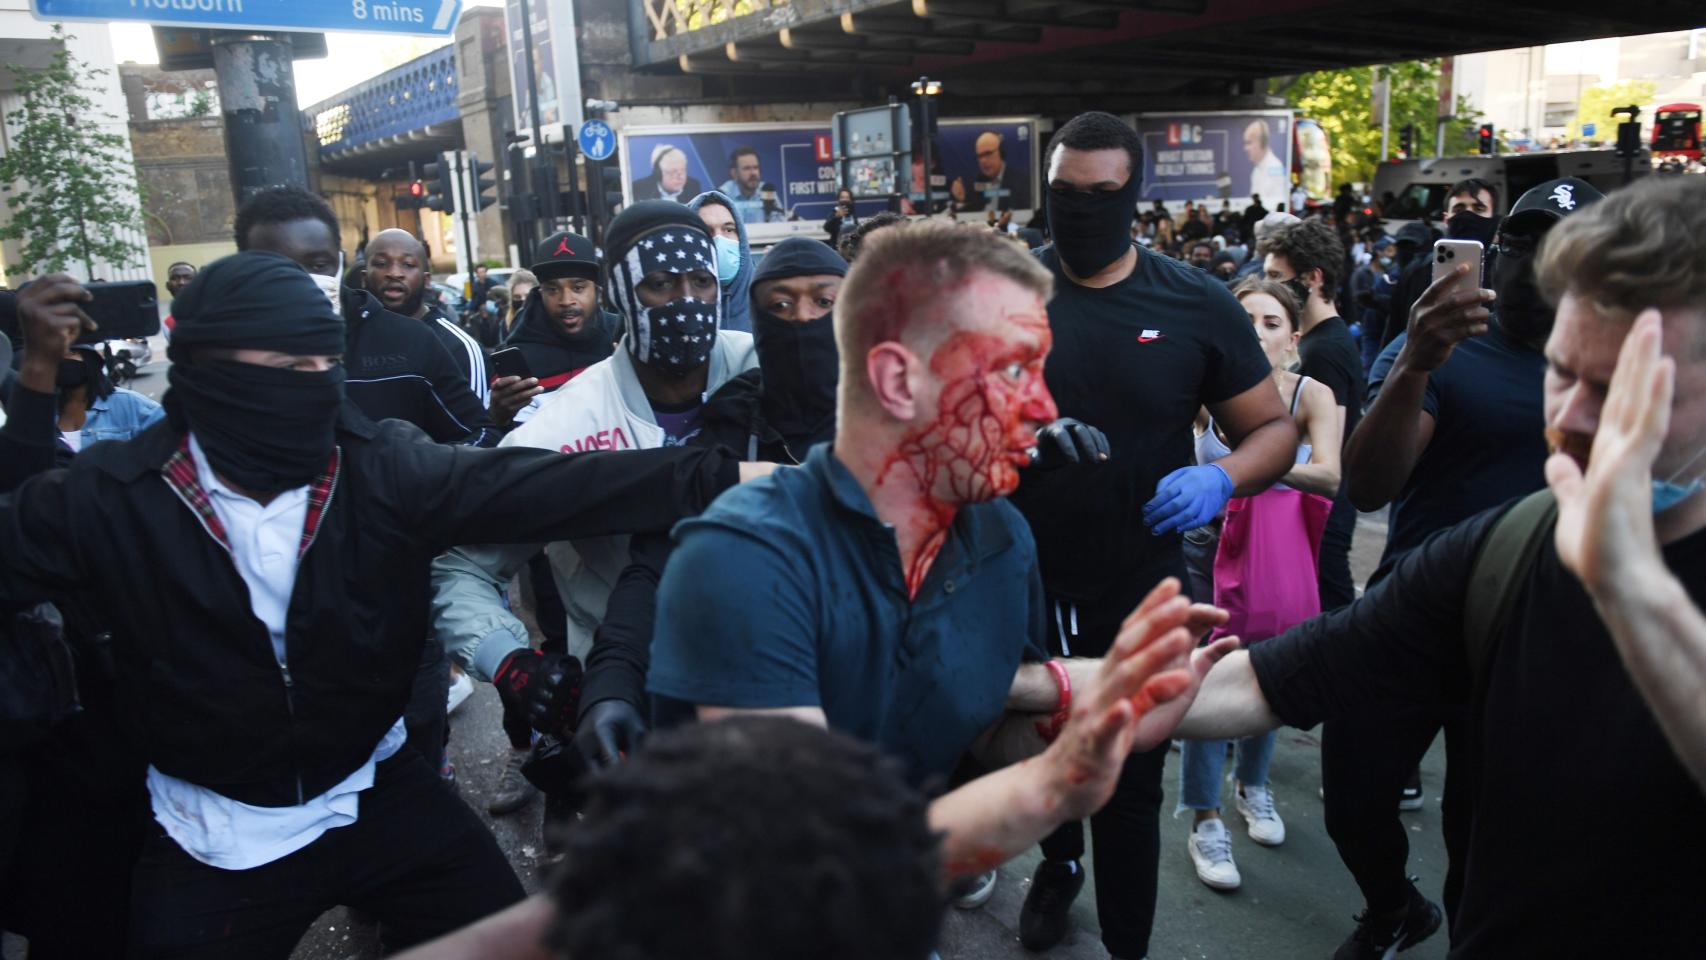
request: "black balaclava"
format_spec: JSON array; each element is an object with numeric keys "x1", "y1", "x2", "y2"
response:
[
  {"x1": 166, "y1": 251, "x2": 347, "y2": 494},
  {"x1": 1489, "y1": 234, "x2": 1553, "y2": 345},
  {"x1": 1046, "y1": 156, "x2": 1144, "y2": 278},
  {"x1": 603, "y1": 201, "x2": 722, "y2": 379},
  {"x1": 750, "y1": 237, "x2": 847, "y2": 448}
]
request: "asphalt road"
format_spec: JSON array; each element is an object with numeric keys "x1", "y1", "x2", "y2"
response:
[{"x1": 110, "y1": 353, "x2": 1452, "y2": 960}]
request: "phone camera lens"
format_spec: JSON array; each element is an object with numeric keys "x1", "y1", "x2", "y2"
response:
[{"x1": 1445, "y1": 249, "x2": 1455, "y2": 258}]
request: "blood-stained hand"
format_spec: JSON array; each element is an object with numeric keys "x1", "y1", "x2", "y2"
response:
[{"x1": 1041, "y1": 578, "x2": 1239, "y2": 821}]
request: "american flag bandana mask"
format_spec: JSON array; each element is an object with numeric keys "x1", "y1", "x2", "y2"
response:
[{"x1": 611, "y1": 226, "x2": 722, "y2": 378}]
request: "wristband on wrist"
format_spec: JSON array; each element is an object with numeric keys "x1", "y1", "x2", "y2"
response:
[
  {"x1": 1033, "y1": 659, "x2": 1073, "y2": 745},
  {"x1": 1044, "y1": 659, "x2": 1071, "y2": 715}
]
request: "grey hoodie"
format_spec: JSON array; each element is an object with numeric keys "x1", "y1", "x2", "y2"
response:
[{"x1": 686, "y1": 189, "x2": 754, "y2": 334}]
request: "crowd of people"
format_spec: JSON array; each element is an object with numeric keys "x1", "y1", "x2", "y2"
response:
[{"x1": 1, "y1": 108, "x2": 1704, "y2": 960}]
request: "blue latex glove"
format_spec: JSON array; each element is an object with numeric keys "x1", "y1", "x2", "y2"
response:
[{"x1": 1143, "y1": 463, "x2": 1234, "y2": 536}]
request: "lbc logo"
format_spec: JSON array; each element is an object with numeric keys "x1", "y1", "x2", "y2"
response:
[{"x1": 1166, "y1": 123, "x2": 1205, "y2": 146}]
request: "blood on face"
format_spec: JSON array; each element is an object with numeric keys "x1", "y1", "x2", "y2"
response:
[{"x1": 878, "y1": 314, "x2": 1057, "y2": 597}]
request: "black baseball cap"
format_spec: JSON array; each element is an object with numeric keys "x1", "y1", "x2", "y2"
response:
[
  {"x1": 530, "y1": 231, "x2": 599, "y2": 282},
  {"x1": 1502, "y1": 178, "x2": 1604, "y2": 235}
]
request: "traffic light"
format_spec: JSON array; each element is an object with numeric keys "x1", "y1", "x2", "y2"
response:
[
  {"x1": 395, "y1": 179, "x2": 426, "y2": 210},
  {"x1": 1477, "y1": 124, "x2": 1496, "y2": 155},
  {"x1": 469, "y1": 152, "x2": 498, "y2": 212},
  {"x1": 423, "y1": 152, "x2": 456, "y2": 213},
  {"x1": 1399, "y1": 123, "x2": 1415, "y2": 157}
]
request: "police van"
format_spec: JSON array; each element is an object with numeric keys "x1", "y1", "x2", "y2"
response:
[{"x1": 1372, "y1": 149, "x2": 1647, "y2": 230}]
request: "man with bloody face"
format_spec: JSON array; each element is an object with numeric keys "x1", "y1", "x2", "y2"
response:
[{"x1": 645, "y1": 221, "x2": 1234, "y2": 903}]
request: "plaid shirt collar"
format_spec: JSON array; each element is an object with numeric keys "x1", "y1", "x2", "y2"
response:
[{"x1": 160, "y1": 435, "x2": 341, "y2": 559}]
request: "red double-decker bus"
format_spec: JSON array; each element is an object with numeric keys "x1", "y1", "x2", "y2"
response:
[{"x1": 1653, "y1": 103, "x2": 1702, "y2": 161}]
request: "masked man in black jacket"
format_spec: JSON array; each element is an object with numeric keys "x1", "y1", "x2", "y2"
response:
[{"x1": 0, "y1": 251, "x2": 753, "y2": 960}]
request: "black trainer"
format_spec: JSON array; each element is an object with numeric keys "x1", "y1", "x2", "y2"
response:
[
  {"x1": 1018, "y1": 858, "x2": 1084, "y2": 951},
  {"x1": 1332, "y1": 883, "x2": 1443, "y2": 960}
]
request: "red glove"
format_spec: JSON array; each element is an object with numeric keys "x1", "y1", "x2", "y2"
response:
[{"x1": 493, "y1": 650, "x2": 584, "y2": 737}]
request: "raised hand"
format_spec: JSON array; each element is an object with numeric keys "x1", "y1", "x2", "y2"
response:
[{"x1": 1398, "y1": 263, "x2": 1494, "y2": 373}]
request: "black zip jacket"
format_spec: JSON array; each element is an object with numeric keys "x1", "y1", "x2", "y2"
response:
[
  {"x1": 422, "y1": 300, "x2": 489, "y2": 404},
  {"x1": 0, "y1": 406, "x2": 739, "y2": 807},
  {"x1": 342, "y1": 288, "x2": 499, "y2": 447}
]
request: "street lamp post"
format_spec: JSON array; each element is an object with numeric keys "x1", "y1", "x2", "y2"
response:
[{"x1": 910, "y1": 76, "x2": 942, "y2": 216}]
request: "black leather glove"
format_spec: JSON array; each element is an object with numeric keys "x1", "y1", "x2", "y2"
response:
[
  {"x1": 573, "y1": 699, "x2": 648, "y2": 772},
  {"x1": 1031, "y1": 417, "x2": 1111, "y2": 469},
  {"x1": 492, "y1": 650, "x2": 584, "y2": 737}
]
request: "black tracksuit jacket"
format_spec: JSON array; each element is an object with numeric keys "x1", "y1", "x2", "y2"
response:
[
  {"x1": 341, "y1": 288, "x2": 499, "y2": 447},
  {"x1": 0, "y1": 402, "x2": 738, "y2": 807}
]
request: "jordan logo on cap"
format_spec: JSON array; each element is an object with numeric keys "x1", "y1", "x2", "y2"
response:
[{"x1": 555, "y1": 238, "x2": 575, "y2": 256}]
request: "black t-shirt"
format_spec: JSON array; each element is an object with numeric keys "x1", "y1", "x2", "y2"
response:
[
  {"x1": 1367, "y1": 327, "x2": 1548, "y2": 574},
  {"x1": 1011, "y1": 244, "x2": 1272, "y2": 606},
  {"x1": 1249, "y1": 507, "x2": 1706, "y2": 958},
  {"x1": 1296, "y1": 316, "x2": 1365, "y2": 443}
]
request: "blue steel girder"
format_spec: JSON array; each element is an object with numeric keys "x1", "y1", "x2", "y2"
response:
[{"x1": 307, "y1": 44, "x2": 460, "y2": 160}]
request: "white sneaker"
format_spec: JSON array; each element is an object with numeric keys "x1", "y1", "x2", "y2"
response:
[
  {"x1": 1236, "y1": 784, "x2": 1286, "y2": 847},
  {"x1": 1187, "y1": 819, "x2": 1241, "y2": 891},
  {"x1": 952, "y1": 869, "x2": 997, "y2": 910},
  {"x1": 446, "y1": 669, "x2": 474, "y2": 715}
]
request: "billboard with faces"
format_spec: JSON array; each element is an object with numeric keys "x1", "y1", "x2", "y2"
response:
[
  {"x1": 1132, "y1": 110, "x2": 1295, "y2": 206},
  {"x1": 619, "y1": 123, "x2": 843, "y2": 245},
  {"x1": 619, "y1": 117, "x2": 1040, "y2": 244}
]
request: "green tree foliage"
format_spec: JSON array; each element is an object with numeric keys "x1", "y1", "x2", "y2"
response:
[
  {"x1": 0, "y1": 25, "x2": 147, "y2": 280},
  {"x1": 1284, "y1": 60, "x2": 1487, "y2": 187},
  {"x1": 1572, "y1": 79, "x2": 1658, "y2": 141}
]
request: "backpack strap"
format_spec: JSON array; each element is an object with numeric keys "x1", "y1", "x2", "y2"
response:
[{"x1": 1463, "y1": 489, "x2": 1558, "y2": 701}]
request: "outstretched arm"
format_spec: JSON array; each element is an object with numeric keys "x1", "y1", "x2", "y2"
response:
[
  {"x1": 929, "y1": 580, "x2": 1238, "y2": 879},
  {"x1": 1548, "y1": 310, "x2": 1706, "y2": 792}
]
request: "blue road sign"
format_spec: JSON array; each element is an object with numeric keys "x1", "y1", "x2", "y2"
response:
[
  {"x1": 579, "y1": 120, "x2": 616, "y2": 162},
  {"x1": 31, "y1": 0, "x2": 462, "y2": 37}
]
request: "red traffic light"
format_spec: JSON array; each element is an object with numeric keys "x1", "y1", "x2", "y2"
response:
[
  {"x1": 409, "y1": 180, "x2": 425, "y2": 197},
  {"x1": 1479, "y1": 125, "x2": 1492, "y2": 136}
]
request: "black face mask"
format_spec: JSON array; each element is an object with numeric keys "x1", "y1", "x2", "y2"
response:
[
  {"x1": 1446, "y1": 211, "x2": 1498, "y2": 246},
  {"x1": 56, "y1": 357, "x2": 89, "y2": 389},
  {"x1": 1047, "y1": 171, "x2": 1142, "y2": 278},
  {"x1": 755, "y1": 310, "x2": 839, "y2": 448},
  {"x1": 1283, "y1": 276, "x2": 1312, "y2": 310},
  {"x1": 1490, "y1": 245, "x2": 1553, "y2": 345},
  {"x1": 167, "y1": 360, "x2": 345, "y2": 494}
]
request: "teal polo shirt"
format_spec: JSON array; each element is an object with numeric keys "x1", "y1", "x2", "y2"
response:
[{"x1": 648, "y1": 443, "x2": 1048, "y2": 786}]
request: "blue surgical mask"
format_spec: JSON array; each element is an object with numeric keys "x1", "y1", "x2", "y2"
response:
[
  {"x1": 714, "y1": 235, "x2": 741, "y2": 286},
  {"x1": 1653, "y1": 444, "x2": 1706, "y2": 514}
]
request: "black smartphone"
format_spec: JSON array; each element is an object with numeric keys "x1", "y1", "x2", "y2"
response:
[
  {"x1": 78, "y1": 280, "x2": 160, "y2": 342},
  {"x1": 489, "y1": 346, "x2": 532, "y2": 382}
]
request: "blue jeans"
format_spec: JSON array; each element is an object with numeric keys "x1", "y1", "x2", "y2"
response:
[{"x1": 1177, "y1": 729, "x2": 1279, "y2": 813}]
